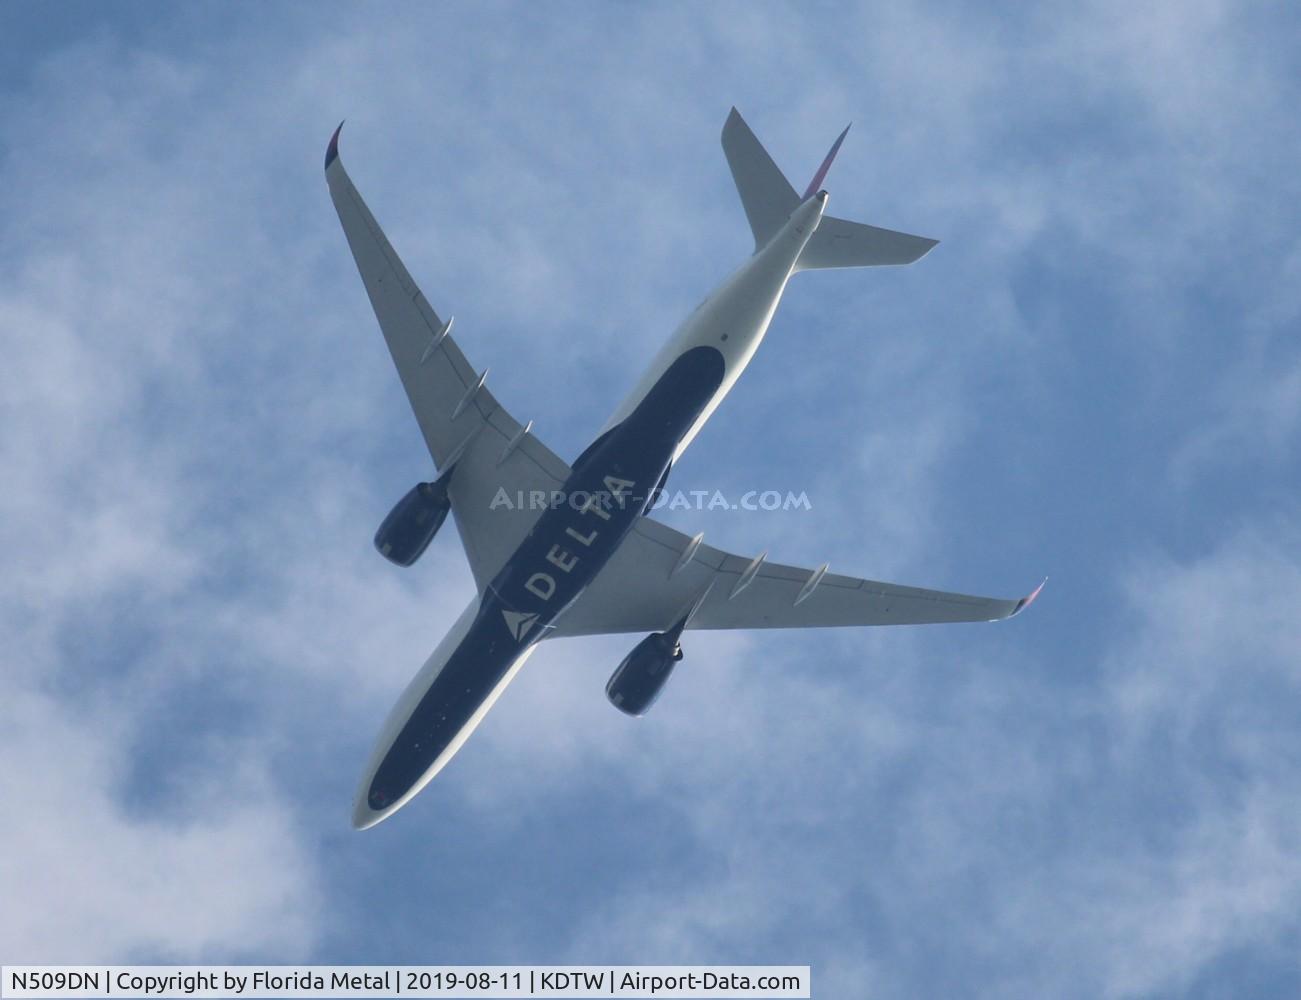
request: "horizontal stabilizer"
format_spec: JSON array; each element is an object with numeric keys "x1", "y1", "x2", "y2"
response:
[
  {"x1": 722, "y1": 107, "x2": 800, "y2": 250},
  {"x1": 796, "y1": 215, "x2": 938, "y2": 270}
]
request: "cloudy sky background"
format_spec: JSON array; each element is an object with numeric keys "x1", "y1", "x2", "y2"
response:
[{"x1": 2, "y1": 2, "x2": 1299, "y2": 997}]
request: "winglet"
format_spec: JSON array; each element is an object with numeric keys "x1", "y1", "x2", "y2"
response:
[
  {"x1": 325, "y1": 120, "x2": 344, "y2": 170},
  {"x1": 802, "y1": 122, "x2": 851, "y2": 200},
  {"x1": 1011, "y1": 578, "x2": 1047, "y2": 617}
]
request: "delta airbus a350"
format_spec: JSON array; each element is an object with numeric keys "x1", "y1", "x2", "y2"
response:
[{"x1": 326, "y1": 109, "x2": 1042, "y2": 829}]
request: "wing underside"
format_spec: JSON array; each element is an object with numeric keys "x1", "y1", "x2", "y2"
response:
[
  {"x1": 551, "y1": 515, "x2": 1041, "y2": 637},
  {"x1": 326, "y1": 128, "x2": 572, "y2": 589},
  {"x1": 326, "y1": 125, "x2": 1038, "y2": 630}
]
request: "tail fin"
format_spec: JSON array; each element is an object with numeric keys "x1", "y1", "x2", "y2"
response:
[
  {"x1": 721, "y1": 107, "x2": 938, "y2": 267},
  {"x1": 802, "y1": 122, "x2": 851, "y2": 200}
]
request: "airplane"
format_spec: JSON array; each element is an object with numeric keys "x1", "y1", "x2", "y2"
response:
[{"x1": 325, "y1": 108, "x2": 1042, "y2": 830}]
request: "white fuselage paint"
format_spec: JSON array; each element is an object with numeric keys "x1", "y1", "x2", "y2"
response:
[
  {"x1": 352, "y1": 195, "x2": 826, "y2": 829},
  {"x1": 601, "y1": 193, "x2": 826, "y2": 462}
]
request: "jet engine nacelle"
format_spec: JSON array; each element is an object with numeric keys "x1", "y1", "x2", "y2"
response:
[
  {"x1": 374, "y1": 480, "x2": 451, "y2": 566},
  {"x1": 606, "y1": 632, "x2": 684, "y2": 716}
]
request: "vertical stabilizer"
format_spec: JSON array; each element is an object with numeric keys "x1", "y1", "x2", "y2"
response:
[
  {"x1": 802, "y1": 122, "x2": 851, "y2": 200},
  {"x1": 722, "y1": 108, "x2": 938, "y2": 268}
]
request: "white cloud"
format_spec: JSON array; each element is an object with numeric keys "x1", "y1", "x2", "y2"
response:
[
  {"x1": 1108, "y1": 522, "x2": 1301, "y2": 734},
  {"x1": 0, "y1": 688, "x2": 318, "y2": 962},
  {"x1": 0, "y1": 36, "x2": 353, "y2": 961},
  {"x1": 1049, "y1": 522, "x2": 1301, "y2": 997}
]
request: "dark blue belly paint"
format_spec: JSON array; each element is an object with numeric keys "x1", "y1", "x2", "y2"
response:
[{"x1": 367, "y1": 346, "x2": 725, "y2": 809}]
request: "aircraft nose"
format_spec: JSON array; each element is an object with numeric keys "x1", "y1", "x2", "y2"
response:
[
  {"x1": 351, "y1": 793, "x2": 387, "y2": 830},
  {"x1": 351, "y1": 779, "x2": 393, "y2": 830}
]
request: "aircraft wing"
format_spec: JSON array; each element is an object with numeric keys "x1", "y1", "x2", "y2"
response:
[
  {"x1": 325, "y1": 127, "x2": 571, "y2": 589},
  {"x1": 551, "y1": 514, "x2": 1042, "y2": 636}
]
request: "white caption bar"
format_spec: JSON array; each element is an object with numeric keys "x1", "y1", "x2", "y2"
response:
[{"x1": 2, "y1": 966, "x2": 810, "y2": 999}]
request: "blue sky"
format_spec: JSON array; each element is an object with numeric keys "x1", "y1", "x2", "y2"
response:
[{"x1": 2, "y1": 3, "x2": 1299, "y2": 997}]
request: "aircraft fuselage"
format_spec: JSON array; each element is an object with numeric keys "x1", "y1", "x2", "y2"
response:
[{"x1": 352, "y1": 192, "x2": 825, "y2": 828}]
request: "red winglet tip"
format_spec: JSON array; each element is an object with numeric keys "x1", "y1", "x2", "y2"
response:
[{"x1": 1013, "y1": 578, "x2": 1047, "y2": 616}]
